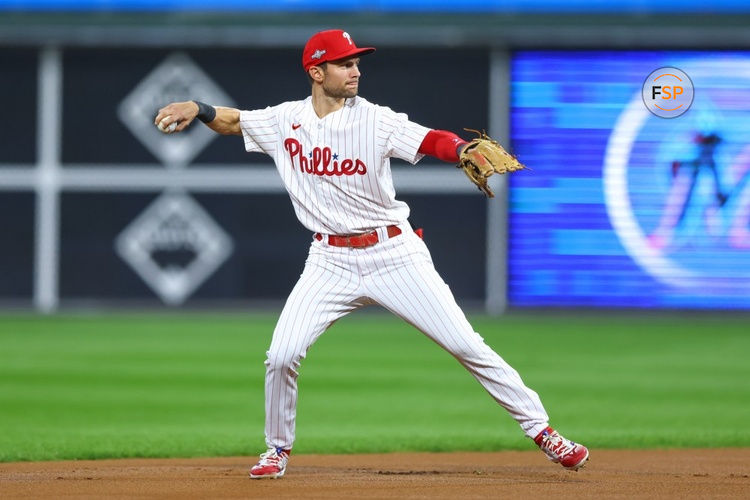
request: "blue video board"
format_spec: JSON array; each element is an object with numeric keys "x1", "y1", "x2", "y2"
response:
[{"x1": 509, "y1": 51, "x2": 750, "y2": 309}]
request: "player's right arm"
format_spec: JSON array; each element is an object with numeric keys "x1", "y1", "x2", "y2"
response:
[{"x1": 154, "y1": 101, "x2": 241, "y2": 136}]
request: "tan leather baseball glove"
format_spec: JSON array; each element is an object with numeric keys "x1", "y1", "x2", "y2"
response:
[{"x1": 458, "y1": 129, "x2": 526, "y2": 197}]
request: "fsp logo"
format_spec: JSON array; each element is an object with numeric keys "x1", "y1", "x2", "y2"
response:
[{"x1": 641, "y1": 67, "x2": 694, "y2": 118}]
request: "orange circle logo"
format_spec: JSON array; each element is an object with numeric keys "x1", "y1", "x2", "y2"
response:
[{"x1": 642, "y1": 67, "x2": 694, "y2": 118}]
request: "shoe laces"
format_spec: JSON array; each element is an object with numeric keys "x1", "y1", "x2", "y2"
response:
[
  {"x1": 539, "y1": 431, "x2": 576, "y2": 461},
  {"x1": 257, "y1": 447, "x2": 288, "y2": 467}
]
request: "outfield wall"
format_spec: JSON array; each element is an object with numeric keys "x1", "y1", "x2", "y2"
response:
[{"x1": 1, "y1": 14, "x2": 749, "y2": 312}]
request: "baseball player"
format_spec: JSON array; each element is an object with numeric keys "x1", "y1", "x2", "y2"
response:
[{"x1": 154, "y1": 29, "x2": 589, "y2": 479}]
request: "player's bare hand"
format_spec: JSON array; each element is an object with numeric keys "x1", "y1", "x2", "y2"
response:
[{"x1": 154, "y1": 101, "x2": 199, "y2": 134}]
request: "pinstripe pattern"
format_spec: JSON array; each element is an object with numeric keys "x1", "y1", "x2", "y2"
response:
[
  {"x1": 239, "y1": 96, "x2": 430, "y2": 235},
  {"x1": 265, "y1": 246, "x2": 372, "y2": 449},
  {"x1": 264, "y1": 228, "x2": 549, "y2": 450},
  {"x1": 241, "y1": 95, "x2": 550, "y2": 451},
  {"x1": 363, "y1": 231, "x2": 549, "y2": 438}
]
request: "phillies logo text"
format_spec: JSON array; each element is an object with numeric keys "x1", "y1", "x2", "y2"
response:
[{"x1": 284, "y1": 138, "x2": 367, "y2": 176}]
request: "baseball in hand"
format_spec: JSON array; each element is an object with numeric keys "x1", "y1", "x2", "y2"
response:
[{"x1": 157, "y1": 116, "x2": 178, "y2": 133}]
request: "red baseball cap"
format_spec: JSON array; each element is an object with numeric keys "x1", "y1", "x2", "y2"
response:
[{"x1": 302, "y1": 29, "x2": 375, "y2": 71}]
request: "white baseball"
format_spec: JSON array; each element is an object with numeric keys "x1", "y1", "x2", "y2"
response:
[{"x1": 157, "y1": 116, "x2": 178, "y2": 133}]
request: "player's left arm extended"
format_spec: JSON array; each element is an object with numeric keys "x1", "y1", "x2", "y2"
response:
[
  {"x1": 418, "y1": 129, "x2": 526, "y2": 198},
  {"x1": 154, "y1": 101, "x2": 241, "y2": 136}
]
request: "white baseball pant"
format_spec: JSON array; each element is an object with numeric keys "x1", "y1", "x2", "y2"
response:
[{"x1": 264, "y1": 223, "x2": 549, "y2": 450}]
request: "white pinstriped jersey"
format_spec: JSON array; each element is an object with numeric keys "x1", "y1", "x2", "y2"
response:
[
  {"x1": 239, "y1": 96, "x2": 430, "y2": 235},
  {"x1": 242, "y1": 96, "x2": 552, "y2": 454}
]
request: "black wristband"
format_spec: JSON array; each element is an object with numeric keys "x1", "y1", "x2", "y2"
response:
[{"x1": 193, "y1": 100, "x2": 216, "y2": 123}]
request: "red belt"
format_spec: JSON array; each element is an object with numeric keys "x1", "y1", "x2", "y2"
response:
[{"x1": 314, "y1": 225, "x2": 402, "y2": 248}]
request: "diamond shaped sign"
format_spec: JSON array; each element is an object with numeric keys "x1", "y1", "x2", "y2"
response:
[
  {"x1": 117, "y1": 52, "x2": 235, "y2": 166},
  {"x1": 115, "y1": 192, "x2": 234, "y2": 305}
]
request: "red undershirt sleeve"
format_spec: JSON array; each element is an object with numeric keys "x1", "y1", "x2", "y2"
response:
[{"x1": 417, "y1": 129, "x2": 468, "y2": 163}]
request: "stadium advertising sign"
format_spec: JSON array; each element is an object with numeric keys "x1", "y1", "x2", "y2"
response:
[{"x1": 510, "y1": 51, "x2": 750, "y2": 309}]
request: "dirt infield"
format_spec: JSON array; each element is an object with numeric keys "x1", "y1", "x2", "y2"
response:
[{"x1": 1, "y1": 449, "x2": 748, "y2": 499}]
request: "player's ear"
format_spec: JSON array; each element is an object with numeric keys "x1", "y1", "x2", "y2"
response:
[{"x1": 309, "y1": 65, "x2": 325, "y2": 83}]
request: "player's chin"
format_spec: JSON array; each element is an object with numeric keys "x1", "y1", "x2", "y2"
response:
[{"x1": 325, "y1": 87, "x2": 357, "y2": 99}]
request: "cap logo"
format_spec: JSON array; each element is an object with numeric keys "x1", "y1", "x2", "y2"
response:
[
  {"x1": 311, "y1": 49, "x2": 326, "y2": 60},
  {"x1": 342, "y1": 32, "x2": 353, "y2": 45}
]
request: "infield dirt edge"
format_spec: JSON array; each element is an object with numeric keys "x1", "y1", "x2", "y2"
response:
[{"x1": 1, "y1": 448, "x2": 749, "y2": 499}]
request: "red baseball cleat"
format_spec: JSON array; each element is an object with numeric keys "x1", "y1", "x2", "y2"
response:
[
  {"x1": 249, "y1": 447, "x2": 290, "y2": 479},
  {"x1": 534, "y1": 426, "x2": 589, "y2": 471}
]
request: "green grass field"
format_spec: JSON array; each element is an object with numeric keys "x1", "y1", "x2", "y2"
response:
[{"x1": 0, "y1": 311, "x2": 748, "y2": 462}]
